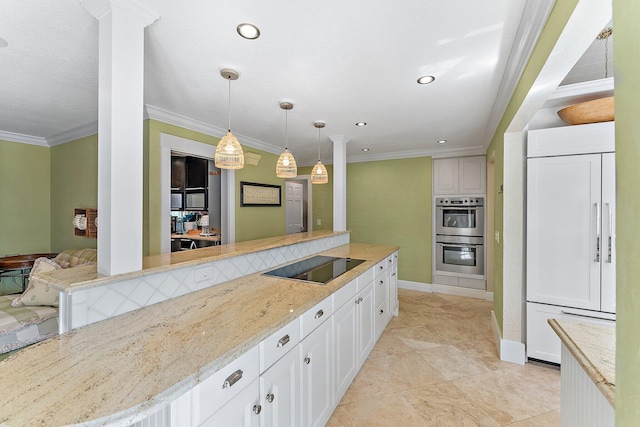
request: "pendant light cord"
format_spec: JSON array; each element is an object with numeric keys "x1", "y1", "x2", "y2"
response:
[
  {"x1": 317, "y1": 128, "x2": 321, "y2": 161},
  {"x1": 285, "y1": 109, "x2": 289, "y2": 150},
  {"x1": 227, "y1": 77, "x2": 232, "y2": 132}
]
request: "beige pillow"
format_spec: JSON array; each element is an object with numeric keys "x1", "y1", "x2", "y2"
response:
[{"x1": 11, "y1": 258, "x2": 62, "y2": 307}]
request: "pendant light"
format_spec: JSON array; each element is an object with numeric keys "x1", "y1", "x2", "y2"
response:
[
  {"x1": 215, "y1": 68, "x2": 245, "y2": 169},
  {"x1": 311, "y1": 121, "x2": 329, "y2": 184},
  {"x1": 276, "y1": 101, "x2": 297, "y2": 178}
]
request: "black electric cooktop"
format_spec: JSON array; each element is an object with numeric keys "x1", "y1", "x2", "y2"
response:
[{"x1": 263, "y1": 255, "x2": 366, "y2": 285}]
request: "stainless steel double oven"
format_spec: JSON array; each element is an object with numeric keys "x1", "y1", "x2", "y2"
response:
[{"x1": 435, "y1": 197, "x2": 485, "y2": 276}]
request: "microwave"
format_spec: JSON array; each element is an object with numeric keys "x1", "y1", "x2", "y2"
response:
[{"x1": 171, "y1": 192, "x2": 183, "y2": 210}]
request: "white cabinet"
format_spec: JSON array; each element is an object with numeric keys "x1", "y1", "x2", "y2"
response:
[
  {"x1": 433, "y1": 156, "x2": 486, "y2": 195},
  {"x1": 356, "y1": 282, "x2": 375, "y2": 366},
  {"x1": 260, "y1": 345, "x2": 300, "y2": 427},
  {"x1": 389, "y1": 254, "x2": 398, "y2": 316},
  {"x1": 300, "y1": 317, "x2": 334, "y2": 427},
  {"x1": 200, "y1": 378, "x2": 261, "y2": 427},
  {"x1": 333, "y1": 289, "x2": 358, "y2": 402},
  {"x1": 526, "y1": 123, "x2": 615, "y2": 363}
]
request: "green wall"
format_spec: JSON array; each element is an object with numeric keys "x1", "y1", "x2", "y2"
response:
[
  {"x1": 0, "y1": 140, "x2": 51, "y2": 294},
  {"x1": 50, "y1": 135, "x2": 98, "y2": 252},
  {"x1": 235, "y1": 152, "x2": 287, "y2": 242},
  {"x1": 486, "y1": 0, "x2": 579, "y2": 331},
  {"x1": 613, "y1": 0, "x2": 640, "y2": 423},
  {"x1": 346, "y1": 158, "x2": 432, "y2": 283},
  {"x1": 299, "y1": 165, "x2": 334, "y2": 231}
]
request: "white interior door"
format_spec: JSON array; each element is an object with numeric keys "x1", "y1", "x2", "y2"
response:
[
  {"x1": 526, "y1": 154, "x2": 602, "y2": 310},
  {"x1": 285, "y1": 182, "x2": 304, "y2": 234}
]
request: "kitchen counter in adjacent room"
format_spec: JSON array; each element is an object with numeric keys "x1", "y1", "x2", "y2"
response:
[
  {"x1": 0, "y1": 241, "x2": 398, "y2": 426},
  {"x1": 548, "y1": 318, "x2": 616, "y2": 406}
]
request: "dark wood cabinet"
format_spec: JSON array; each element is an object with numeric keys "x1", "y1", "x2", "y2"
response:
[{"x1": 171, "y1": 155, "x2": 208, "y2": 211}]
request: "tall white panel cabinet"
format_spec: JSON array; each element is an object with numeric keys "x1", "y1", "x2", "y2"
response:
[{"x1": 526, "y1": 122, "x2": 616, "y2": 364}]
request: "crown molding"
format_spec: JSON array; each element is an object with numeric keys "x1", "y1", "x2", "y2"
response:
[
  {"x1": 336, "y1": 145, "x2": 487, "y2": 165},
  {"x1": 481, "y1": 0, "x2": 556, "y2": 149},
  {"x1": 144, "y1": 104, "x2": 281, "y2": 155},
  {"x1": 0, "y1": 130, "x2": 48, "y2": 146},
  {"x1": 47, "y1": 121, "x2": 98, "y2": 146}
]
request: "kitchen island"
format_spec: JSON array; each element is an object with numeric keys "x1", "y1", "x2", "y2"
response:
[
  {"x1": 548, "y1": 319, "x2": 615, "y2": 427},
  {"x1": 0, "y1": 235, "x2": 398, "y2": 426}
]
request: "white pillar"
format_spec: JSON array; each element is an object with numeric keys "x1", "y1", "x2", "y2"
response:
[
  {"x1": 330, "y1": 135, "x2": 349, "y2": 232},
  {"x1": 83, "y1": 0, "x2": 159, "y2": 275}
]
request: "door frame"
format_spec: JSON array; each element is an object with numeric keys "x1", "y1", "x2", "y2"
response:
[{"x1": 160, "y1": 133, "x2": 234, "y2": 254}]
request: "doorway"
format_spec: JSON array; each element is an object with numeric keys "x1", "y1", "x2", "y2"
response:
[{"x1": 285, "y1": 176, "x2": 313, "y2": 234}]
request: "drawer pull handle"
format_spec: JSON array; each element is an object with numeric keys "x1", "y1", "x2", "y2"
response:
[
  {"x1": 222, "y1": 369, "x2": 243, "y2": 389},
  {"x1": 266, "y1": 393, "x2": 275, "y2": 403},
  {"x1": 304, "y1": 356, "x2": 311, "y2": 365},
  {"x1": 380, "y1": 309, "x2": 384, "y2": 315},
  {"x1": 379, "y1": 265, "x2": 384, "y2": 270},
  {"x1": 388, "y1": 259, "x2": 392, "y2": 263},
  {"x1": 379, "y1": 280, "x2": 384, "y2": 285},
  {"x1": 253, "y1": 404, "x2": 262, "y2": 415},
  {"x1": 392, "y1": 273, "x2": 396, "y2": 277},
  {"x1": 277, "y1": 335, "x2": 290, "y2": 347},
  {"x1": 315, "y1": 309, "x2": 324, "y2": 319}
]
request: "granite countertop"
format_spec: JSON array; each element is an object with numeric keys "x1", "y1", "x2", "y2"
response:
[
  {"x1": 37, "y1": 230, "x2": 348, "y2": 293},
  {"x1": 548, "y1": 319, "x2": 615, "y2": 406},
  {"x1": 0, "y1": 242, "x2": 397, "y2": 426}
]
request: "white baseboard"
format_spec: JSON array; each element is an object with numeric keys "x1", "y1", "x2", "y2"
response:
[
  {"x1": 491, "y1": 310, "x2": 526, "y2": 365},
  {"x1": 398, "y1": 280, "x2": 491, "y2": 300}
]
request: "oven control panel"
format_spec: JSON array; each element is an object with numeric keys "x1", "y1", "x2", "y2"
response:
[{"x1": 436, "y1": 197, "x2": 484, "y2": 206}]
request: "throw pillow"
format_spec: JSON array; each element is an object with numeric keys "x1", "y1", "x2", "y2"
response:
[{"x1": 11, "y1": 257, "x2": 62, "y2": 307}]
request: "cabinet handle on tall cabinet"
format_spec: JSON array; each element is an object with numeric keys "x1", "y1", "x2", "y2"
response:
[
  {"x1": 594, "y1": 203, "x2": 601, "y2": 262},
  {"x1": 607, "y1": 203, "x2": 613, "y2": 263}
]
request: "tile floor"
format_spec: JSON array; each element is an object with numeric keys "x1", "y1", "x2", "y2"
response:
[{"x1": 326, "y1": 289, "x2": 561, "y2": 427}]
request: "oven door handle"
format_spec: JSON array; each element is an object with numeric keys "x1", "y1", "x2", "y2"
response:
[
  {"x1": 438, "y1": 206, "x2": 478, "y2": 211},
  {"x1": 437, "y1": 242, "x2": 482, "y2": 248}
]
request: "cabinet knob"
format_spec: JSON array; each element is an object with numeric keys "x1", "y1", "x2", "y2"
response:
[
  {"x1": 359, "y1": 297, "x2": 363, "y2": 303},
  {"x1": 379, "y1": 280, "x2": 384, "y2": 285},
  {"x1": 379, "y1": 265, "x2": 384, "y2": 270},
  {"x1": 253, "y1": 404, "x2": 262, "y2": 415},
  {"x1": 266, "y1": 393, "x2": 275, "y2": 403},
  {"x1": 379, "y1": 309, "x2": 384, "y2": 315},
  {"x1": 304, "y1": 356, "x2": 311, "y2": 365}
]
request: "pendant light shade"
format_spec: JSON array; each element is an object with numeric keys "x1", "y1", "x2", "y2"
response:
[
  {"x1": 276, "y1": 101, "x2": 297, "y2": 178},
  {"x1": 311, "y1": 121, "x2": 329, "y2": 184},
  {"x1": 215, "y1": 68, "x2": 244, "y2": 169}
]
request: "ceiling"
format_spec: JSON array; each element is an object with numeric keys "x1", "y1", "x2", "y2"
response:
[{"x1": 0, "y1": 0, "x2": 610, "y2": 166}]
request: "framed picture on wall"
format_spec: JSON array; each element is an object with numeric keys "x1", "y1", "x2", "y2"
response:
[{"x1": 240, "y1": 181, "x2": 282, "y2": 206}]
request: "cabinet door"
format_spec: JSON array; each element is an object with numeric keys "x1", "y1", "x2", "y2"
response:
[
  {"x1": 186, "y1": 156, "x2": 208, "y2": 189},
  {"x1": 300, "y1": 319, "x2": 334, "y2": 427},
  {"x1": 333, "y1": 298, "x2": 358, "y2": 402},
  {"x1": 389, "y1": 260, "x2": 398, "y2": 317},
  {"x1": 527, "y1": 155, "x2": 602, "y2": 310},
  {"x1": 600, "y1": 153, "x2": 616, "y2": 313},
  {"x1": 260, "y1": 346, "x2": 300, "y2": 427},
  {"x1": 200, "y1": 378, "x2": 261, "y2": 427},
  {"x1": 357, "y1": 283, "x2": 375, "y2": 367},
  {"x1": 459, "y1": 156, "x2": 487, "y2": 194},
  {"x1": 171, "y1": 156, "x2": 185, "y2": 190},
  {"x1": 433, "y1": 158, "x2": 459, "y2": 195}
]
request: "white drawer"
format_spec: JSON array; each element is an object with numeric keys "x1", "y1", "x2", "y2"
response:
[
  {"x1": 357, "y1": 267, "x2": 374, "y2": 291},
  {"x1": 196, "y1": 344, "x2": 260, "y2": 422},
  {"x1": 386, "y1": 254, "x2": 394, "y2": 268},
  {"x1": 374, "y1": 274, "x2": 387, "y2": 308},
  {"x1": 333, "y1": 278, "x2": 357, "y2": 309},
  {"x1": 260, "y1": 317, "x2": 301, "y2": 373},
  {"x1": 300, "y1": 294, "x2": 333, "y2": 338},
  {"x1": 374, "y1": 260, "x2": 386, "y2": 278},
  {"x1": 392, "y1": 251, "x2": 399, "y2": 265}
]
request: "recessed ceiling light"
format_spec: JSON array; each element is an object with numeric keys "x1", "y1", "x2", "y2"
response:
[
  {"x1": 437, "y1": 139, "x2": 447, "y2": 144},
  {"x1": 362, "y1": 148, "x2": 370, "y2": 152},
  {"x1": 0, "y1": 37, "x2": 7, "y2": 48},
  {"x1": 237, "y1": 23, "x2": 260, "y2": 40},
  {"x1": 417, "y1": 75, "x2": 436, "y2": 85},
  {"x1": 355, "y1": 122, "x2": 367, "y2": 127}
]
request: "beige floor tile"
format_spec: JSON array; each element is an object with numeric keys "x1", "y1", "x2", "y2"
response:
[
  {"x1": 454, "y1": 337, "x2": 517, "y2": 371},
  {"x1": 368, "y1": 329, "x2": 414, "y2": 359},
  {"x1": 339, "y1": 358, "x2": 401, "y2": 404},
  {"x1": 338, "y1": 392, "x2": 429, "y2": 427},
  {"x1": 418, "y1": 344, "x2": 491, "y2": 380},
  {"x1": 505, "y1": 410, "x2": 560, "y2": 426},
  {"x1": 402, "y1": 382, "x2": 501, "y2": 427},
  {"x1": 392, "y1": 325, "x2": 448, "y2": 350},
  {"x1": 452, "y1": 365, "x2": 558, "y2": 425},
  {"x1": 325, "y1": 404, "x2": 355, "y2": 427},
  {"x1": 371, "y1": 351, "x2": 445, "y2": 390}
]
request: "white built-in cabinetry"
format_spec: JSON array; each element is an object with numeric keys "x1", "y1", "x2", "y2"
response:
[
  {"x1": 171, "y1": 251, "x2": 398, "y2": 426},
  {"x1": 526, "y1": 122, "x2": 616, "y2": 364},
  {"x1": 433, "y1": 156, "x2": 487, "y2": 195}
]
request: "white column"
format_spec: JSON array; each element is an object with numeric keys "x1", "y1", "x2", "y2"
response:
[
  {"x1": 330, "y1": 135, "x2": 349, "y2": 232},
  {"x1": 83, "y1": 0, "x2": 159, "y2": 275}
]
